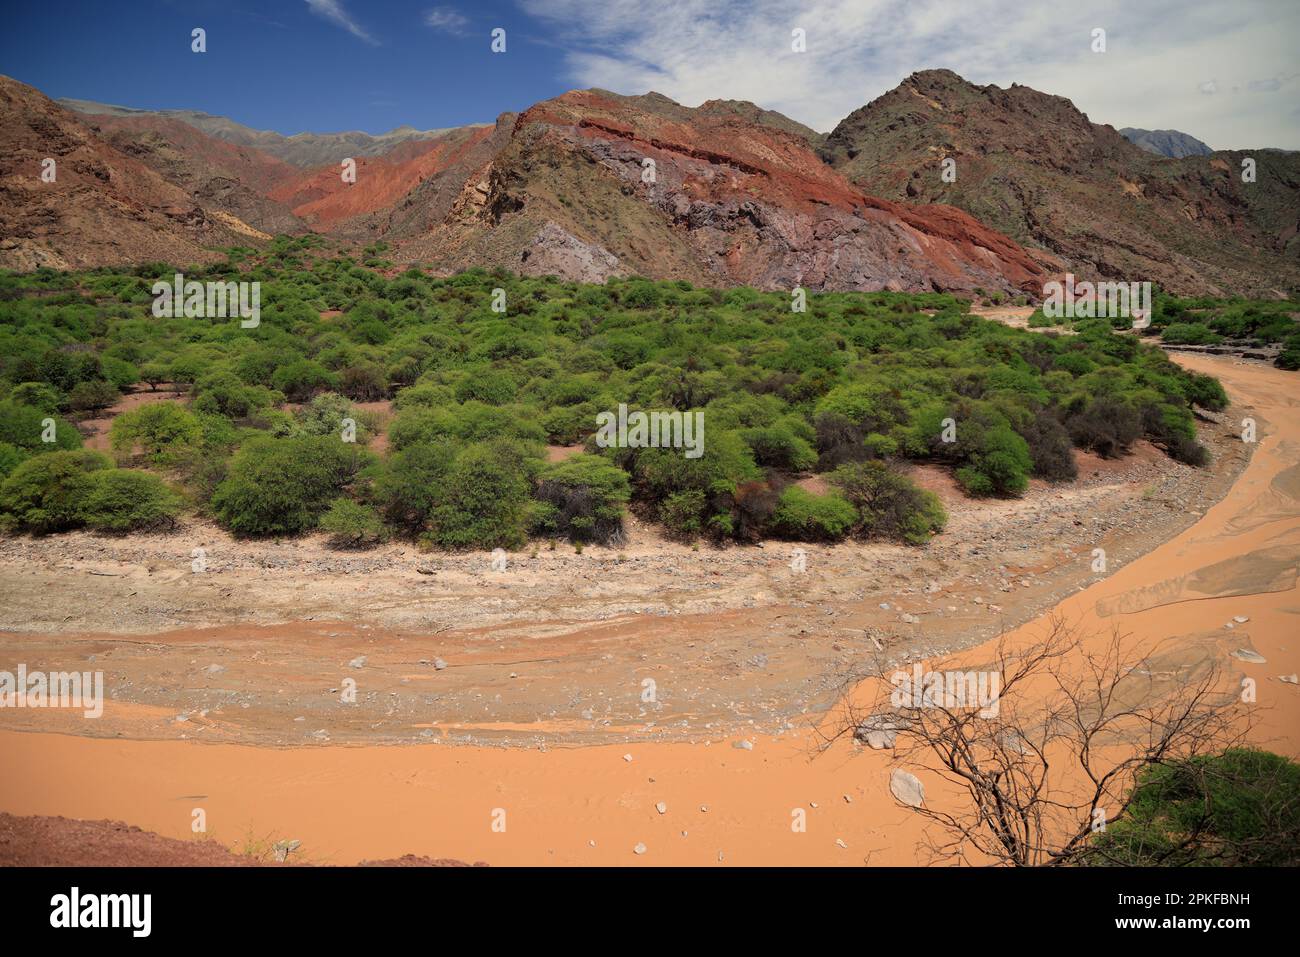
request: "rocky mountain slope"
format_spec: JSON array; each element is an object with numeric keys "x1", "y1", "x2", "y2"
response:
[
  {"x1": 821, "y1": 69, "x2": 1300, "y2": 296},
  {"x1": 391, "y1": 89, "x2": 1045, "y2": 294},
  {"x1": 80, "y1": 111, "x2": 305, "y2": 236},
  {"x1": 8, "y1": 72, "x2": 1296, "y2": 297},
  {"x1": 1120, "y1": 127, "x2": 1214, "y2": 158},
  {"x1": 267, "y1": 122, "x2": 510, "y2": 237},
  {"x1": 0, "y1": 76, "x2": 265, "y2": 271}
]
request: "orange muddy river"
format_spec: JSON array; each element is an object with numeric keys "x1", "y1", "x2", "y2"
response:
[{"x1": 1, "y1": 354, "x2": 1296, "y2": 866}]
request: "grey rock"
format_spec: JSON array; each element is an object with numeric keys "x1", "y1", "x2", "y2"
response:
[
  {"x1": 890, "y1": 768, "x2": 925, "y2": 808},
  {"x1": 853, "y1": 713, "x2": 911, "y2": 750}
]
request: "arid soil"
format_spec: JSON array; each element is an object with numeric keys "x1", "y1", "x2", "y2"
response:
[
  {"x1": 0, "y1": 813, "x2": 478, "y2": 866},
  {"x1": 0, "y1": 426, "x2": 1246, "y2": 747},
  {"x1": 0, "y1": 355, "x2": 1295, "y2": 866}
]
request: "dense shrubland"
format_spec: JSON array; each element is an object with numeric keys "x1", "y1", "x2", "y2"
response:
[
  {"x1": 0, "y1": 240, "x2": 1230, "y2": 548},
  {"x1": 1029, "y1": 288, "x2": 1300, "y2": 370}
]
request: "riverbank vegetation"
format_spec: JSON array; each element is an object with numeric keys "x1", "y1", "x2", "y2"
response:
[{"x1": 0, "y1": 242, "x2": 1229, "y2": 548}]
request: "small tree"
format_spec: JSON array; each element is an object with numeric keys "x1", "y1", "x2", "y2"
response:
[
  {"x1": 318, "y1": 498, "x2": 386, "y2": 549},
  {"x1": 82, "y1": 469, "x2": 184, "y2": 532},
  {"x1": 68, "y1": 380, "x2": 120, "y2": 414},
  {"x1": 825, "y1": 618, "x2": 1247, "y2": 866}
]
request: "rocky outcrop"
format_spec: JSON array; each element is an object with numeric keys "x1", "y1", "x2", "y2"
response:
[
  {"x1": 395, "y1": 88, "x2": 1047, "y2": 295},
  {"x1": 0, "y1": 75, "x2": 255, "y2": 270},
  {"x1": 823, "y1": 69, "x2": 1300, "y2": 297}
]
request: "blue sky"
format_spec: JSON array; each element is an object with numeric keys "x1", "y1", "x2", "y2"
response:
[
  {"x1": 0, "y1": 0, "x2": 562, "y2": 134},
  {"x1": 2, "y1": 0, "x2": 1297, "y2": 148}
]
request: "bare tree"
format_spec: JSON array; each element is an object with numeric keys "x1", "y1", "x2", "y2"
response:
[{"x1": 821, "y1": 616, "x2": 1251, "y2": 866}]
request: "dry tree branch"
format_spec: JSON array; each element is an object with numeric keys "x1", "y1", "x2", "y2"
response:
[{"x1": 824, "y1": 615, "x2": 1253, "y2": 866}]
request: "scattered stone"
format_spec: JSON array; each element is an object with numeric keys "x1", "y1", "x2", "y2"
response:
[
  {"x1": 204, "y1": 664, "x2": 226, "y2": 674},
  {"x1": 1280, "y1": 674, "x2": 1298, "y2": 684},
  {"x1": 732, "y1": 739, "x2": 754, "y2": 750},
  {"x1": 623, "y1": 753, "x2": 633, "y2": 762},
  {"x1": 633, "y1": 842, "x2": 647, "y2": 855},
  {"x1": 835, "y1": 838, "x2": 848, "y2": 849},
  {"x1": 1233, "y1": 615, "x2": 1250, "y2": 623},
  {"x1": 433, "y1": 658, "x2": 447, "y2": 670},
  {"x1": 348, "y1": 655, "x2": 367, "y2": 669},
  {"x1": 1233, "y1": 648, "x2": 1267, "y2": 664},
  {"x1": 890, "y1": 768, "x2": 925, "y2": 808},
  {"x1": 854, "y1": 713, "x2": 911, "y2": 750},
  {"x1": 655, "y1": 801, "x2": 667, "y2": 815}
]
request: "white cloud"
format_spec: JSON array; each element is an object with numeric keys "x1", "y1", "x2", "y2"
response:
[
  {"x1": 305, "y1": 0, "x2": 379, "y2": 45},
  {"x1": 424, "y1": 7, "x2": 470, "y2": 35},
  {"x1": 519, "y1": 0, "x2": 1300, "y2": 149}
]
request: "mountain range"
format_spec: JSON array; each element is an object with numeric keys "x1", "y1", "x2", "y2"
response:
[
  {"x1": 1119, "y1": 128, "x2": 1214, "y2": 158},
  {"x1": 3, "y1": 70, "x2": 1296, "y2": 298}
]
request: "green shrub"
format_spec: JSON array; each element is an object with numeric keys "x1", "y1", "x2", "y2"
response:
[
  {"x1": 7, "y1": 382, "x2": 61, "y2": 412},
  {"x1": 293, "y1": 392, "x2": 366, "y2": 440},
  {"x1": 659, "y1": 489, "x2": 706, "y2": 539},
  {"x1": 0, "y1": 401, "x2": 81, "y2": 452},
  {"x1": 1160, "y1": 322, "x2": 1222, "y2": 345},
  {"x1": 632, "y1": 430, "x2": 760, "y2": 502},
  {"x1": 82, "y1": 469, "x2": 184, "y2": 532},
  {"x1": 372, "y1": 441, "x2": 458, "y2": 534},
  {"x1": 1021, "y1": 411, "x2": 1078, "y2": 481},
  {"x1": 1089, "y1": 749, "x2": 1300, "y2": 866},
  {"x1": 830, "y1": 461, "x2": 947, "y2": 544},
  {"x1": 138, "y1": 362, "x2": 170, "y2": 390},
  {"x1": 741, "y1": 423, "x2": 818, "y2": 471},
  {"x1": 0, "y1": 449, "x2": 110, "y2": 532},
  {"x1": 388, "y1": 402, "x2": 546, "y2": 449},
  {"x1": 958, "y1": 423, "x2": 1033, "y2": 496},
  {"x1": 534, "y1": 453, "x2": 631, "y2": 544},
  {"x1": 770, "y1": 485, "x2": 857, "y2": 541},
  {"x1": 211, "y1": 436, "x2": 373, "y2": 536},
  {"x1": 67, "y1": 380, "x2": 119, "y2": 413},
  {"x1": 1067, "y1": 398, "x2": 1142, "y2": 459},
  {"x1": 110, "y1": 402, "x2": 202, "y2": 466},
  {"x1": 1184, "y1": 373, "x2": 1228, "y2": 412},
  {"x1": 318, "y1": 498, "x2": 387, "y2": 548},
  {"x1": 191, "y1": 371, "x2": 278, "y2": 419},
  {"x1": 425, "y1": 440, "x2": 538, "y2": 549},
  {"x1": 271, "y1": 359, "x2": 338, "y2": 402},
  {"x1": 0, "y1": 442, "x2": 28, "y2": 480}
]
